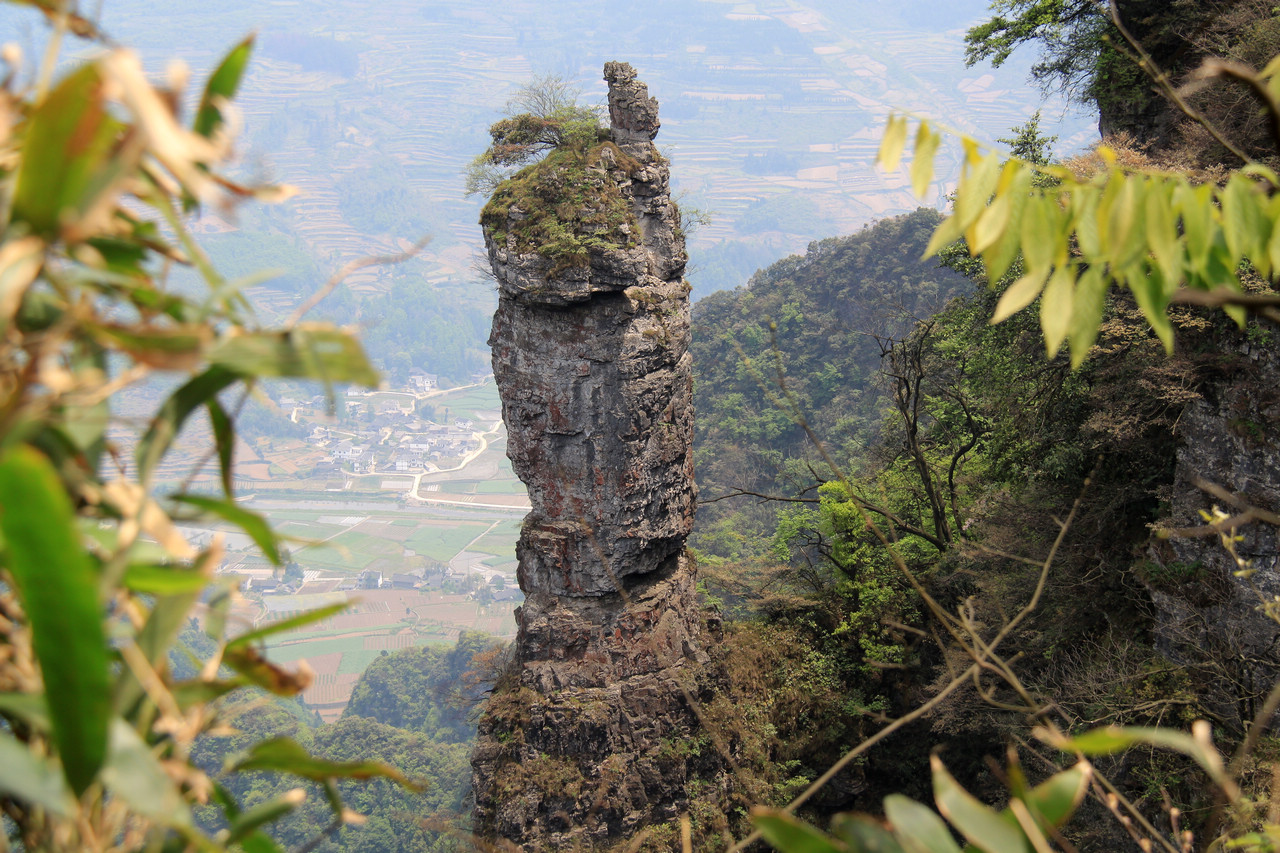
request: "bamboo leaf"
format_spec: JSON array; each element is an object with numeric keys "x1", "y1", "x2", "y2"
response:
[
  {"x1": 206, "y1": 397, "x2": 235, "y2": 497},
  {"x1": 12, "y1": 63, "x2": 131, "y2": 239},
  {"x1": 226, "y1": 602, "x2": 349, "y2": 650},
  {"x1": 228, "y1": 790, "x2": 305, "y2": 844},
  {"x1": 136, "y1": 366, "x2": 242, "y2": 485},
  {"x1": 1018, "y1": 761, "x2": 1091, "y2": 829},
  {"x1": 210, "y1": 325, "x2": 379, "y2": 387},
  {"x1": 751, "y1": 807, "x2": 850, "y2": 853},
  {"x1": 171, "y1": 494, "x2": 282, "y2": 565},
  {"x1": 123, "y1": 563, "x2": 213, "y2": 595},
  {"x1": 932, "y1": 757, "x2": 1025, "y2": 853},
  {"x1": 100, "y1": 719, "x2": 191, "y2": 827},
  {"x1": 831, "y1": 813, "x2": 906, "y2": 852},
  {"x1": 231, "y1": 737, "x2": 423, "y2": 789},
  {"x1": 0, "y1": 731, "x2": 76, "y2": 817},
  {"x1": 194, "y1": 36, "x2": 254, "y2": 138},
  {"x1": 885, "y1": 794, "x2": 961, "y2": 853},
  {"x1": 1049, "y1": 725, "x2": 1220, "y2": 776},
  {"x1": 0, "y1": 445, "x2": 111, "y2": 796}
]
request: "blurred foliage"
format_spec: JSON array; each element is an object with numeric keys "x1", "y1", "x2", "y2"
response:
[{"x1": 0, "y1": 6, "x2": 421, "y2": 850}]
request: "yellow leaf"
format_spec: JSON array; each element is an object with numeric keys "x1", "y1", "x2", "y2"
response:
[
  {"x1": 1070, "y1": 185, "x2": 1101, "y2": 262},
  {"x1": 1040, "y1": 265, "x2": 1074, "y2": 359},
  {"x1": 910, "y1": 121, "x2": 941, "y2": 198},
  {"x1": 877, "y1": 114, "x2": 908, "y2": 173},
  {"x1": 923, "y1": 211, "x2": 965, "y2": 259},
  {"x1": 1020, "y1": 196, "x2": 1057, "y2": 273},
  {"x1": 1144, "y1": 179, "x2": 1181, "y2": 285},
  {"x1": 992, "y1": 266, "x2": 1049, "y2": 324},
  {"x1": 955, "y1": 151, "x2": 1001, "y2": 231},
  {"x1": 1068, "y1": 264, "x2": 1108, "y2": 368},
  {"x1": 1175, "y1": 181, "x2": 1214, "y2": 277}
]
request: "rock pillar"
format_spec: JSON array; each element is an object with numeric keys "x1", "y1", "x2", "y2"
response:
[{"x1": 471, "y1": 63, "x2": 713, "y2": 848}]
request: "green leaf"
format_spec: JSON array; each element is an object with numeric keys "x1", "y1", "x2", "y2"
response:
[
  {"x1": 831, "y1": 813, "x2": 906, "y2": 852},
  {"x1": 931, "y1": 757, "x2": 1025, "y2": 853},
  {"x1": 1018, "y1": 762, "x2": 1090, "y2": 829},
  {"x1": 884, "y1": 794, "x2": 961, "y2": 853},
  {"x1": 0, "y1": 445, "x2": 111, "y2": 796},
  {"x1": 1175, "y1": 182, "x2": 1215, "y2": 279},
  {"x1": 751, "y1": 807, "x2": 850, "y2": 853},
  {"x1": 226, "y1": 602, "x2": 349, "y2": 650},
  {"x1": 100, "y1": 718, "x2": 191, "y2": 827},
  {"x1": 12, "y1": 63, "x2": 130, "y2": 238},
  {"x1": 1129, "y1": 266, "x2": 1174, "y2": 353},
  {"x1": 910, "y1": 121, "x2": 941, "y2": 198},
  {"x1": 1221, "y1": 173, "x2": 1262, "y2": 270},
  {"x1": 1069, "y1": 185, "x2": 1101, "y2": 263},
  {"x1": 122, "y1": 563, "x2": 212, "y2": 595},
  {"x1": 194, "y1": 36, "x2": 254, "y2": 138},
  {"x1": 210, "y1": 325, "x2": 379, "y2": 387},
  {"x1": 877, "y1": 114, "x2": 909, "y2": 174},
  {"x1": 1052, "y1": 723, "x2": 1227, "y2": 789},
  {"x1": 137, "y1": 366, "x2": 242, "y2": 485},
  {"x1": 171, "y1": 494, "x2": 282, "y2": 565},
  {"x1": 1067, "y1": 265, "x2": 1108, "y2": 368},
  {"x1": 1039, "y1": 265, "x2": 1074, "y2": 360},
  {"x1": 230, "y1": 737, "x2": 422, "y2": 789},
  {"x1": 1144, "y1": 179, "x2": 1181, "y2": 285},
  {"x1": 0, "y1": 730, "x2": 76, "y2": 817},
  {"x1": 0, "y1": 692, "x2": 52, "y2": 731},
  {"x1": 228, "y1": 790, "x2": 304, "y2": 844},
  {"x1": 991, "y1": 267, "x2": 1048, "y2": 324},
  {"x1": 206, "y1": 397, "x2": 236, "y2": 497}
]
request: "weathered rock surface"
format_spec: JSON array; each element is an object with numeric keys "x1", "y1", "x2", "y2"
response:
[
  {"x1": 472, "y1": 63, "x2": 717, "y2": 849},
  {"x1": 1146, "y1": 330, "x2": 1280, "y2": 723}
]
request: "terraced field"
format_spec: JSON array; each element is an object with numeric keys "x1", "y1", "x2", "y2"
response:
[{"x1": 84, "y1": 0, "x2": 1094, "y2": 308}]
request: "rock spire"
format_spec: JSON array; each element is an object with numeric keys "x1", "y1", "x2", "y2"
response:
[{"x1": 471, "y1": 62, "x2": 715, "y2": 848}]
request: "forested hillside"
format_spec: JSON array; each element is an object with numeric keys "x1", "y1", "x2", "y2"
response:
[
  {"x1": 691, "y1": 208, "x2": 970, "y2": 559},
  {"x1": 187, "y1": 633, "x2": 501, "y2": 852},
  {"x1": 683, "y1": 4, "x2": 1280, "y2": 847}
]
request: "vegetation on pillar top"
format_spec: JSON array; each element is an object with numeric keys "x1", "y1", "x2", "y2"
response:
[{"x1": 474, "y1": 74, "x2": 644, "y2": 276}]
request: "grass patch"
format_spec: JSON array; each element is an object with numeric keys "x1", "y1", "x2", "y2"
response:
[
  {"x1": 338, "y1": 648, "x2": 385, "y2": 675},
  {"x1": 405, "y1": 521, "x2": 489, "y2": 562},
  {"x1": 266, "y1": 635, "x2": 369, "y2": 663},
  {"x1": 476, "y1": 479, "x2": 525, "y2": 495}
]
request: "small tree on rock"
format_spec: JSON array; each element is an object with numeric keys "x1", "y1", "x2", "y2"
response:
[{"x1": 464, "y1": 73, "x2": 605, "y2": 196}]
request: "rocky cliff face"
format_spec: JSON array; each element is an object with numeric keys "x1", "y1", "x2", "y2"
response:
[
  {"x1": 471, "y1": 63, "x2": 720, "y2": 849},
  {"x1": 1146, "y1": 331, "x2": 1280, "y2": 724}
]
